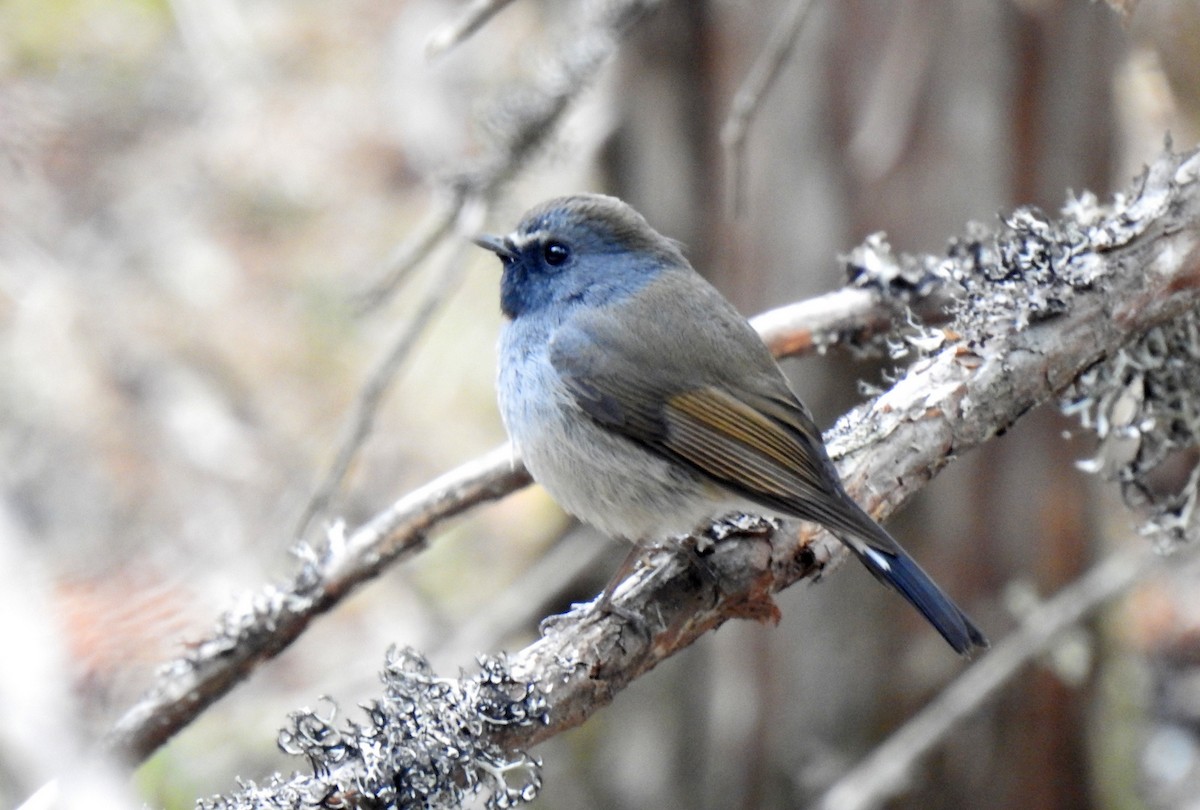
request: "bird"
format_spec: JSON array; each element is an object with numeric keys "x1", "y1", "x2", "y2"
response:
[{"x1": 474, "y1": 193, "x2": 987, "y2": 655}]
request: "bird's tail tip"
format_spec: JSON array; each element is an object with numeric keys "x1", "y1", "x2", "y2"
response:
[{"x1": 858, "y1": 545, "x2": 988, "y2": 656}]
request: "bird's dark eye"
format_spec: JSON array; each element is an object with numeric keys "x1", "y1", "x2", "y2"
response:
[{"x1": 542, "y1": 241, "x2": 570, "y2": 267}]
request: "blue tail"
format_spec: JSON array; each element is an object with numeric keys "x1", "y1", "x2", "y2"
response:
[{"x1": 853, "y1": 540, "x2": 988, "y2": 655}]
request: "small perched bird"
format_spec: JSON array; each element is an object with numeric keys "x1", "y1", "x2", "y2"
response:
[{"x1": 475, "y1": 194, "x2": 987, "y2": 655}]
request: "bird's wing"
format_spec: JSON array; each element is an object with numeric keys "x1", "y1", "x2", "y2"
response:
[
  {"x1": 549, "y1": 297, "x2": 989, "y2": 655},
  {"x1": 548, "y1": 310, "x2": 851, "y2": 530}
]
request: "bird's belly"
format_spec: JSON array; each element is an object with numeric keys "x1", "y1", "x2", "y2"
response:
[{"x1": 498, "y1": 345, "x2": 734, "y2": 540}]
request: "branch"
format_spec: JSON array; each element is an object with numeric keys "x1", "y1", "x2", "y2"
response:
[
  {"x1": 425, "y1": 0, "x2": 520, "y2": 59},
  {"x1": 113, "y1": 148, "x2": 1200, "y2": 781},
  {"x1": 476, "y1": 147, "x2": 1200, "y2": 752},
  {"x1": 816, "y1": 545, "x2": 1191, "y2": 810},
  {"x1": 355, "y1": 0, "x2": 660, "y2": 313},
  {"x1": 296, "y1": 0, "x2": 662, "y2": 536},
  {"x1": 351, "y1": 191, "x2": 465, "y2": 314},
  {"x1": 295, "y1": 224, "x2": 481, "y2": 540},
  {"x1": 844, "y1": 0, "x2": 934, "y2": 182},
  {"x1": 104, "y1": 265, "x2": 915, "y2": 764},
  {"x1": 720, "y1": 0, "x2": 817, "y2": 216},
  {"x1": 105, "y1": 445, "x2": 531, "y2": 763}
]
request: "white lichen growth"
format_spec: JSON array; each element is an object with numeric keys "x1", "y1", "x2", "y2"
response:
[
  {"x1": 843, "y1": 146, "x2": 1200, "y2": 548},
  {"x1": 198, "y1": 648, "x2": 548, "y2": 809}
]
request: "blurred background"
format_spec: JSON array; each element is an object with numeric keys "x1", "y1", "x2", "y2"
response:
[{"x1": 2, "y1": 0, "x2": 1200, "y2": 808}]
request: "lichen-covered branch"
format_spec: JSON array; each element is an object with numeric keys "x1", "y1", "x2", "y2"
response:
[
  {"x1": 197, "y1": 649, "x2": 550, "y2": 810},
  {"x1": 480, "y1": 147, "x2": 1200, "y2": 753},
  {"x1": 104, "y1": 446, "x2": 532, "y2": 763},
  {"x1": 478, "y1": 147, "x2": 1200, "y2": 755},
  {"x1": 189, "y1": 148, "x2": 1200, "y2": 807},
  {"x1": 103, "y1": 271, "x2": 916, "y2": 767}
]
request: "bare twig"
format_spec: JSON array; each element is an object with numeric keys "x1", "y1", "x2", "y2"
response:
[
  {"x1": 360, "y1": 0, "x2": 658, "y2": 311},
  {"x1": 353, "y1": 191, "x2": 465, "y2": 315},
  {"x1": 296, "y1": 205, "x2": 483, "y2": 541},
  {"x1": 453, "y1": 0, "x2": 661, "y2": 194},
  {"x1": 816, "y1": 545, "x2": 1193, "y2": 810},
  {"x1": 359, "y1": 0, "x2": 654, "y2": 312},
  {"x1": 297, "y1": 0, "x2": 663, "y2": 537},
  {"x1": 434, "y1": 525, "x2": 612, "y2": 659},
  {"x1": 109, "y1": 147, "x2": 1200, "y2": 770},
  {"x1": 720, "y1": 0, "x2": 817, "y2": 216},
  {"x1": 104, "y1": 278, "x2": 910, "y2": 765},
  {"x1": 754, "y1": 287, "x2": 897, "y2": 357},
  {"x1": 845, "y1": 0, "x2": 934, "y2": 182},
  {"x1": 425, "y1": 0, "x2": 520, "y2": 59},
  {"x1": 106, "y1": 443, "x2": 532, "y2": 763}
]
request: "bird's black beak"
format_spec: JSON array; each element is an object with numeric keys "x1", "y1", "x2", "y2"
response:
[{"x1": 472, "y1": 233, "x2": 517, "y2": 262}]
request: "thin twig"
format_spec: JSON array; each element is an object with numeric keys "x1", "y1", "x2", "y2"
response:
[
  {"x1": 455, "y1": 0, "x2": 661, "y2": 194},
  {"x1": 353, "y1": 191, "x2": 465, "y2": 315},
  {"x1": 720, "y1": 0, "x2": 817, "y2": 217},
  {"x1": 297, "y1": 0, "x2": 662, "y2": 538},
  {"x1": 106, "y1": 443, "x2": 532, "y2": 763},
  {"x1": 434, "y1": 525, "x2": 613, "y2": 659},
  {"x1": 425, "y1": 0, "x2": 520, "y2": 59},
  {"x1": 359, "y1": 0, "x2": 652, "y2": 312},
  {"x1": 107, "y1": 147, "x2": 1200, "y2": 767},
  {"x1": 295, "y1": 204, "x2": 484, "y2": 541},
  {"x1": 844, "y1": 0, "x2": 933, "y2": 182},
  {"x1": 816, "y1": 545, "x2": 1191, "y2": 810}
]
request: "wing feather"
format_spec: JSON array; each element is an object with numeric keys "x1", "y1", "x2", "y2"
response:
[
  {"x1": 550, "y1": 312, "x2": 850, "y2": 526},
  {"x1": 663, "y1": 387, "x2": 860, "y2": 525}
]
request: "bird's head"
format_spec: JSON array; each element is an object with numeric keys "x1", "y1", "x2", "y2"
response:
[{"x1": 474, "y1": 193, "x2": 686, "y2": 319}]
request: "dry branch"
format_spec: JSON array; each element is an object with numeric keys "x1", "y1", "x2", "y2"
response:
[
  {"x1": 189, "y1": 146, "x2": 1200, "y2": 809},
  {"x1": 296, "y1": 0, "x2": 662, "y2": 538},
  {"x1": 104, "y1": 261, "x2": 914, "y2": 765},
  {"x1": 425, "y1": 0, "x2": 520, "y2": 59},
  {"x1": 295, "y1": 237, "x2": 478, "y2": 541},
  {"x1": 112, "y1": 150, "x2": 1200, "y2": 797},
  {"x1": 816, "y1": 544, "x2": 1197, "y2": 810},
  {"x1": 721, "y1": 0, "x2": 817, "y2": 216},
  {"x1": 105, "y1": 445, "x2": 531, "y2": 763}
]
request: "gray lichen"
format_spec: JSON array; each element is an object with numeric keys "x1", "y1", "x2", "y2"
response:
[
  {"x1": 1063, "y1": 315, "x2": 1200, "y2": 549},
  {"x1": 198, "y1": 648, "x2": 548, "y2": 809},
  {"x1": 844, "y1": 147, "x2": 1200, "y2": 548}
]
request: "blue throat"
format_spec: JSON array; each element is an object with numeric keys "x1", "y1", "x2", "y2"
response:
[{"x1": 501, "y1": 256, "x2": 663, "y2": 321}]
